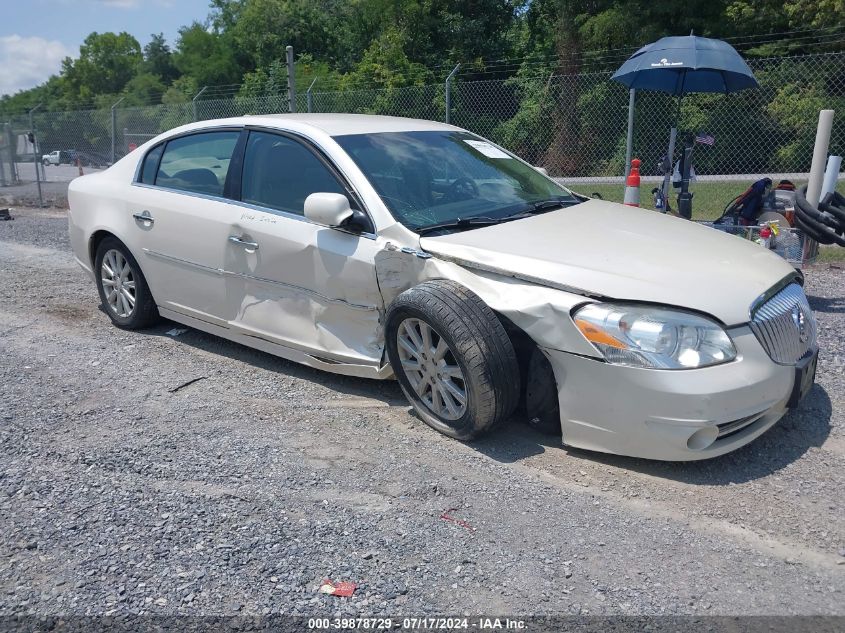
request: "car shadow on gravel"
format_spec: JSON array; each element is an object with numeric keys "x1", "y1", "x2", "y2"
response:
[
  {"x1": 126, "y1": 316, "x2": 832, "y2": 485},
  {"x1": 133, "y1": 318, "x2": 408, "y2": 406},
  {"x1": 470, "y1": 385, "x2": 833, "y2": 485},
  {"x1": 808, "y1": 293, "x2": 845, "y2": 314}
]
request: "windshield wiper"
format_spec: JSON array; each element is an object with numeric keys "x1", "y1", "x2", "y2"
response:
[
  {"x1": 414, "y1": 197, "x2": 580, "y2": 235},
  {"x1": 415, "y1": 216, "x2": 506, "y2": 235},
  {"x1": 518, "y1": 196, "x2": 579, "y2": 215}
]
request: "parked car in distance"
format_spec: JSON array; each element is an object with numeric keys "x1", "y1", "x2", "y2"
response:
[
  {"x1": 42, "y1": 150, "x2": 68, "y2": 166},
  {"x1": 67, "y1": 114, "x2": 819, "y2": 461},
  {"x1": 68, "y1": 149, "x2": 109, "y2": 168}
]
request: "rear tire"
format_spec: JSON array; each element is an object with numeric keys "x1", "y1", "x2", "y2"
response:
[
  {"x1": 94, "y1": 236, "x2": 159, "y2": 329},
  {"x1": 386, "y1": 280, "x2": 519, "y2": 440}
]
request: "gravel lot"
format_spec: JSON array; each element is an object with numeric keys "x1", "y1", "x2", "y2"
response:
[{"x1": 1, "y1": 206, "x2": 844, "y2": 621}]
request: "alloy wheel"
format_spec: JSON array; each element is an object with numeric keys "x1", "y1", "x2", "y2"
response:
[
  {"x1": 396, "y1": 318, "x2": 467, "y2": 420},
  {"x1": 100, "y1": 249, "x2": 136, "y2": 318}
]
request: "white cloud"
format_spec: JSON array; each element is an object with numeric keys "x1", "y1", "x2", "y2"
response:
[
  {"x1": 0, "y1": 35, "x2": 72, "y2": 97},
  {"x1": 90, "y1": 0, "x2": 175, "y2": 7},
  {"x1": 94, "y1": 0, "x2": 141, "y2": 7}
]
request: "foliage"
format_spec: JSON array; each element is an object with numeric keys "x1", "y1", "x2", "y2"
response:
[
  {"x1": 142, "y1": 34, "x2": 179, "y2": 84},
  {"x1": 2, "y1": 0, "x2": 843, "y2": 181},
  {"x1": 61, "y1": 32, "x2": 143, "y2": 103},
  {"x1": 172, "y1": 23, "x2": 244, "y2": 88}
]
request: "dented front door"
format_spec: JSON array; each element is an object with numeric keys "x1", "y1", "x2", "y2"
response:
[{"x1": 222, "y1": 208, "x2": 385, "y2": 366}]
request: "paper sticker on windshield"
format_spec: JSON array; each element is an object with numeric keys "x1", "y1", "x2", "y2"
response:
[{"x1": 464, "y1": 139, "x2": 511, "y2": 159}]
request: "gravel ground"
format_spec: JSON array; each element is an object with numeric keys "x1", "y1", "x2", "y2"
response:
[{"x1": 1, "y1": 207, "x2": 844, "y2": 621}]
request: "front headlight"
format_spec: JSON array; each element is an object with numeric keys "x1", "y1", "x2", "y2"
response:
[{"x1": 572, "y1": 303, "x2": 736, "y2": 369}]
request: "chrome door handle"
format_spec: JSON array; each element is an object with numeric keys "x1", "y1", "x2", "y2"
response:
[
  {"x1": 132, "y1": 211, "x2": 154, "y2": 224},
  {"x1": 228, "y1": 235, "x2": 259, "y2": 250}
]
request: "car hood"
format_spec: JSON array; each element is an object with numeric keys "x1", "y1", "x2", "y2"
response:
[{"x1": 419, "y1": 200, "x2": 796, "y2": 326}]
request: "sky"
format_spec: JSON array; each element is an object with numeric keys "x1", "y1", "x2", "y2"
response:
[{"x1": 0, "y1": 0, "x2": 212, "y2": 96}]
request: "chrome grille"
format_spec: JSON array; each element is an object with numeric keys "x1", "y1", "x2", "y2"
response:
[{"x1": 750, "y1": 283, "x2": 817, "y2": 365}]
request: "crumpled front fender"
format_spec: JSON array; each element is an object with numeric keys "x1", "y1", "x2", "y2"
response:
[{"x1": 374, "y1": 244, "x2": 599, "y2": 358}]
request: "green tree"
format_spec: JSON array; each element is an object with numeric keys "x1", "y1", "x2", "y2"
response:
[
  {"x1": 62, "y1": 32, "x2": 143, "y2": 101},
  {"x1": 142, "y1": 33, "x2": 179, "y2": 83},
  {"x1": 232, "y1": 0, "x2": 345, "y2": 68},
  {"x1": 122, "y1": 72, "x2": 168, "y2": 106},
  {"x1": 173, "y1": 22, "x2": 244, "y2": 88},
  {"x1": 343, "y1": 27, "x2": 434, "y2": 89}
]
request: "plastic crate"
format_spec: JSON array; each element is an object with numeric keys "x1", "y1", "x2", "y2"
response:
[{"x1": 697, "y1": 222, "x2": 814, "y2": 267}]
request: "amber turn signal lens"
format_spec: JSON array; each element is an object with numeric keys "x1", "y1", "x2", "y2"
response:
[{"x1": 574, "y1": 319, "x2": 626, "y2": 349}]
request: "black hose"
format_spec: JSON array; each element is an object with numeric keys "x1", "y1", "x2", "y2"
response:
[
  {"x1": 795, "y1": 185, "x2": 845, "y2": 247},
  {"x1": 794, "y1": 212, "x2": 836, "y2": 245},
  {"x1": 820, "y1": 191, "x2": 845, "y2": 224}
]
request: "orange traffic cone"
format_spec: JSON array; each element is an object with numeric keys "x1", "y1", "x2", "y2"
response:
[{"x1": 623, "y1": 158, "x2": 641, "y2": 207}]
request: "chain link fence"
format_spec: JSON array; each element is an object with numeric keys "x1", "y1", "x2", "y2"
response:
[{"x1": 2, "y1": 51, "x2": 843, "y2": 216}]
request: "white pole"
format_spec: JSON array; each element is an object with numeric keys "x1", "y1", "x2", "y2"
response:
[
  {"x1": 820, "y1": 155, "x2": 841, "y2": 199},
  {"x1": 806, "y1": 110, "x2": 834, "y2": 207},
  {"x1": 624, "y1": 88, "x2": 635, "y2": 177}
]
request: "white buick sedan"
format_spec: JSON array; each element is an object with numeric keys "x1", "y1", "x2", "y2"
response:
[{"x1": 68, "y1": 114, "x2": 818, "y2": 460}]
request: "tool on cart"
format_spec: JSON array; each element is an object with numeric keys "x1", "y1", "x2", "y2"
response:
[{"x1": 718, "y1": 178, "x2": 772, "y2": 225}]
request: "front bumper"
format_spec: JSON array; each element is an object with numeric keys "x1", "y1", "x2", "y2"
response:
[{"x1": 543, "y1": 326, "x2": 795, "y2": 461}]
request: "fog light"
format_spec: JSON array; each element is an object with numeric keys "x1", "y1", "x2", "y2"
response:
[{"x1": 687, "y1": 426, "x2": 719, "y2": 451}]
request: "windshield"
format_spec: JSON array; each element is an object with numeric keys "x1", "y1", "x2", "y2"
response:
[{"x1": 334, "y1": 130, "x2": 581, "y2": 232}]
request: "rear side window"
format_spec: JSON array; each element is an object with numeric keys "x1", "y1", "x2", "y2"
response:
[
  {"x1": 155, "y1": 131, "x2": 240, "y2": 196},
  {"x1": 241, "y1": 131, "x2": 346, "y2": 215},
  {"x1": 139, "y1": 144, "x2": 163, "y2": 185}
]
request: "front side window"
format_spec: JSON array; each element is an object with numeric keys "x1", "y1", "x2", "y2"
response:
[
  {"x1": 241, "y1": 131, "x2": 347, "y2": 216},
  {"x1": 155, "y1": 131, "x2": 240, "y2": 196},
  {"x1": 335, "y1": 130, "x2": 580, "y2": 232}
]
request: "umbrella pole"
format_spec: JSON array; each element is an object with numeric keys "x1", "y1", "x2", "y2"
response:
[{"x1": 660, "y1": 95, "x2": 684, "y2": 210}]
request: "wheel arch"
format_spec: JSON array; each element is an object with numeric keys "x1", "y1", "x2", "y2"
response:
[
  {"x1": 88, "y1": 229, "x2": 121, "y2": 269},
  {"x1": 88, "y1": 230, "x2": 155, "y2": 303},
  {"x1": 389, "y1": 277, "x2": 560, "y2": 427},
  {"x1": 88, "y1": 229, "x2": 146, "y2": 269},
  {"x1": 489, "y1": 307, "x2": 560, "y2": 426}
]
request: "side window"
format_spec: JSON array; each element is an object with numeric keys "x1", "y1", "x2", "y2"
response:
[
  {"x1": 241, "y1": 131, "x2": 347, "y2": 216},
  {"x1": 139, "y1": 143, "x2": 163, "y2": 185},
  {"x1": 155, "y1": 131, "x2": 240, "y2": 196}
]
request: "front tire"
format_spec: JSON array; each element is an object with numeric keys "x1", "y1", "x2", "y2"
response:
[
  {"x1": 94, "y1": 237, "x2": 159, "y2": 329},
  {"x1": 386, "y1": 280, "x2": 519, "y2": 440}
]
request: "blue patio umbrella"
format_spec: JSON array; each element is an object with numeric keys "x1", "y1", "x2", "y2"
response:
[
  {"x1": 611, "y1": 35, "x2": 759, "y2": 95},
  {"x1": 611, "y1": 35, "x2": 759, "y2": 212}
]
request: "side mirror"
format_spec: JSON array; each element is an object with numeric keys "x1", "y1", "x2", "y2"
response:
[
  {"x1": 304, "y1": 192, "x2": 354, "y2": 227},
  {"x1": 534, "y1": 166, "x2": 549, "y2": 176}
]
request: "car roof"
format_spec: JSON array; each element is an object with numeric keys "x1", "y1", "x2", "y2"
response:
[{"x1": 241, "y1": 113, "x2": 458, "y2": 136}]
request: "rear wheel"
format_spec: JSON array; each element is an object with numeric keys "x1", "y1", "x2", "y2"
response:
[
  {"x1": 386, "y1": 280, "x2": 519, "y2": 440},
  {"x1": 94, "y1": 237, "x2": 159, "y2": 329}
]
